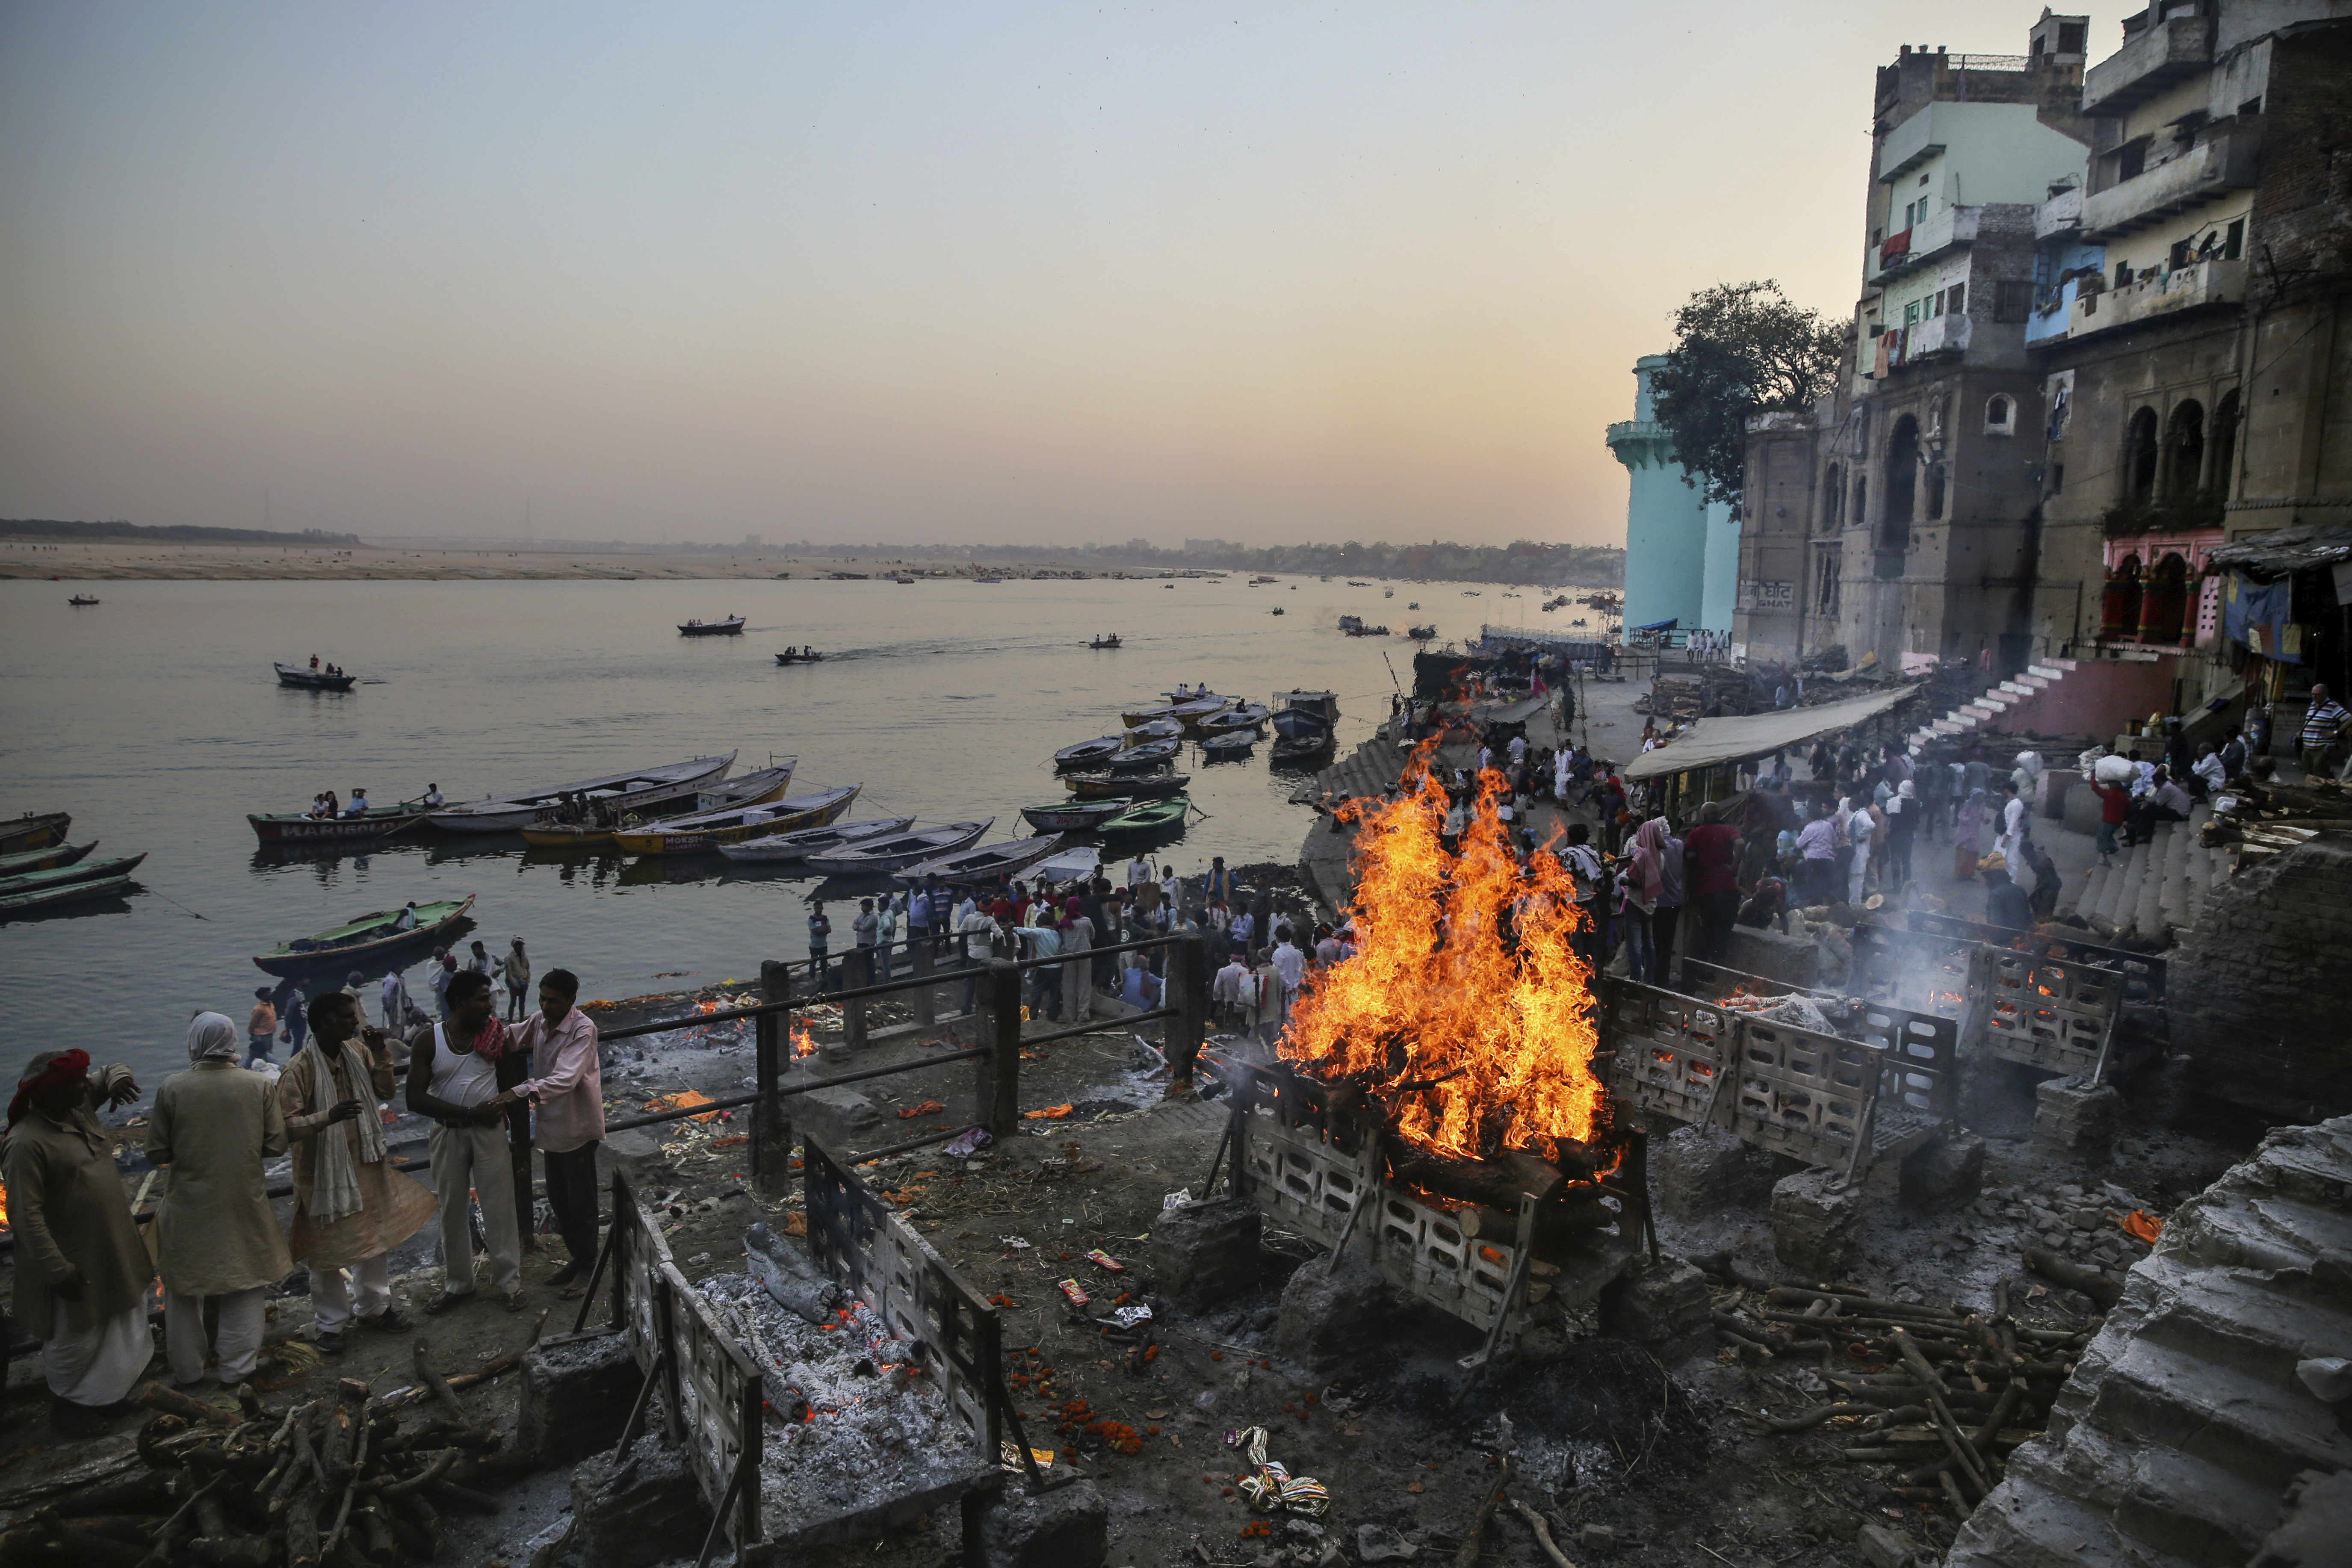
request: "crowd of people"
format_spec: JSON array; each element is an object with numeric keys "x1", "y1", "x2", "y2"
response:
[{"x1": 5, "y1": 957, "x2": 606, "y2": 1437}]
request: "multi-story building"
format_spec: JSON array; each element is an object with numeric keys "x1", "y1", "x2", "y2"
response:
[
  {"x1": 2027, "y1": 0, "x2": 2352, "y2": 730},
  {"x1": 1735, "y1": 14, "x2": 2098, "y2": 670},
  {"x1": 1607, "y1": 354, "x2": 1739, "y2": 634}
]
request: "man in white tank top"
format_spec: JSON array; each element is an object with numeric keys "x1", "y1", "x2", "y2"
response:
[{"x1": 405, "y1": 971, "x2": 525, "y2": 1313}]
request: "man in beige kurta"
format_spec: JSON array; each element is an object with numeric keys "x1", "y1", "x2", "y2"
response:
[
  {"x1": 279, "y1": 991, "x2": 437, "y2": 1352},
  {"x1": 147, "y1": 1013, "x2": 294, "y2": 1387},
  {"x1": 3, "y1": 1049, "x2": 151, "y2": 1435}
]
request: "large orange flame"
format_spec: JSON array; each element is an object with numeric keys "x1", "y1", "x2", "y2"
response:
[{"x1": 1277, "y1": 754, "x2": 1607, "y2": 1160}]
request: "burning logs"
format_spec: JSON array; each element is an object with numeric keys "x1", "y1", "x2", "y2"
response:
[
  {"x1": 1708, "y1": 1267, "x2": 2099, "y2": 1521},
  {"x1": 0, "y1": 1341, "x2": 536, "y2": 1568}
]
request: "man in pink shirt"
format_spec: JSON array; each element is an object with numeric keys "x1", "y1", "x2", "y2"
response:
[{"x1": 493, "y1": 968, "x2": 603, "y2": 1296}]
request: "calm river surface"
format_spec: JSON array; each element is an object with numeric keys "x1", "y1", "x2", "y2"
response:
[{"x1": 0, "y1": 573, "x2": 1597, "y2": 1083}]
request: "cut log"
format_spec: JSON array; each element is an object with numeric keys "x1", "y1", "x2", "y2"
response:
[
  {"x1": 1392, "y1": 1152, "x2": 1566, "y2": 1212},
  {"x1": 133, "y1": 1382, "x2": 239, "y2": 1429},
  {"x1": 46, "y1": 1469, "x2": 180, "y2": 1519},
  {"x1": 745, "y1": 1222, "x2": 843, "y2": 1325},
  {"x1": 411, "y1": 1339, "x2": 469, "y2": 1424},
  {"x1": 1497, "y1": 1150, "x2": 1566, "y2": 1205},
  {"x1": 1453, "y1": 1197, "x2": 1613, "y2": 1243},
  {"x1": 2021, "y1": 1248, "x2": 2123, "y2": 1310},
  {"x1": 286, "y1": 1482, "x2": 322, "y2": 1568}
]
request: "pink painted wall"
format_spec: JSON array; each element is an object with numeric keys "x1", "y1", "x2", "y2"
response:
[{"x1": 2003, "y1": 657, "x2": 2179, "y2": 738}]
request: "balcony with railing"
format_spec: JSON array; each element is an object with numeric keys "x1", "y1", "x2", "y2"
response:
[
  {"x1": 1868, "y1": 206, "x2": 1980, "y2": 283},
  {"x1": 2082, "y1": 15, "x2": 2210, "y2": 117},
  {"x1": 2035, "y1": 186, "x2": 2083, "y2": 240},
  {"x1": 2066, "y1": 256, "x2": 2246, "y2": 339},
  {"x1": 2082, "y1": 124, "x2": 2260, "y2": 239}
]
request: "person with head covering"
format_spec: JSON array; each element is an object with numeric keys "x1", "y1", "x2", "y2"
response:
[
  {"x1": 145, "y1": 1014, "x2": 293, "y2": 1391},
  {"x1": 1622, "y1": 818, "x2": 1669, "y2": 984},
  {"x1": 279, "y1": 989, "x2": 438, "y2": 1353},
  {"x1": 3, "y1": 1048, "x2": 148, "y2": 1434},
  {"x1": 1060, "y1": 894, "x2": 1096, "y2": 1023}
]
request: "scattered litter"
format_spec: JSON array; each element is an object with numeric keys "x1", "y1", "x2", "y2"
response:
[
  {"x1": 1162, "y1": 1189, "x2": 1194, "y2": 1210},
  {"x1": 1025, "y1": 1104, "x2": 1076, "y2": 1119},
  {"x1": 1110, "y1": 1305, "x2": 1154, "y2": 1329},
  {"x1": 1001, "y1": 1237, "x2": 1034, "y2": 1250},
  {"x1": 942, "y1": 1126, "x2": 993, "y2": 1158},
  {"x1": 999, "y1": 1441, "x2": 1056, "y2": 1472},
  {"x1": 2120, "y1": 1209, "x2": 2164, "y2": 1243},
  {"x1": 897, "y1": 1100, "x2": 946, "y2": 1120},
  {"x1": 646, "y1": 1090, "x2": 722, "y2": 1122},
  {"x1": 1057, "y1": 1279, "x2": 1092, "y2": 1307},
  {"x1": 1086, "y1": 1249, "x2": 1128, "y2": 1273},
  {"x1": 1224, "y1": 1424, "x2": 1328, "y2": 1516}
]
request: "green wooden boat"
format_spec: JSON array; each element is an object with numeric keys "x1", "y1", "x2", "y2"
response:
[
  {"x1": 0, "y1": 839, "x2": 99, "y2": 879},
  {"x1": 1097, "y1": 797, "x2": 1190, "y2": 835},
  {"x1": 253, "y1": 895, "x2": 477, "y2": 977},
  {"x1": 0, "y1": 871, "x2": 136, "y2": 919},
  {"x1": 0, "y1": 853, "x2": 147, "y2": 898}
]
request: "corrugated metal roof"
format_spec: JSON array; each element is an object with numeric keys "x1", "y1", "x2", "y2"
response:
[{"x1": 2206, "y1": 522, "x2": 2352, "y2": 581}]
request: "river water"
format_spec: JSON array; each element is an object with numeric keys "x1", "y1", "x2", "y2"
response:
[{"x1": 0, "y1": 573, "x2": 1602, "y2": 1083}]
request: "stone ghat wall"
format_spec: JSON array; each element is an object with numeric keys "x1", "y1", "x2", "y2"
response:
[
  {"x1": 1942, "y1": 1115, "x2": 2352, "y2": 1568},
  {"x1": 2165, "y1": 833, "x2": 2352, "y2": 1123}
]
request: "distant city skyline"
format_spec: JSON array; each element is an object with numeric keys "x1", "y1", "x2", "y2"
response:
[{"x1": 0, "y1": 2, "x2": 2129, "y2": 549}]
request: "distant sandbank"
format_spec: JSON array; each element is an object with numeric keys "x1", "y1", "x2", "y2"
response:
[{"x1": 0, "y1": 540, "x2": 1138, "y2": 583}]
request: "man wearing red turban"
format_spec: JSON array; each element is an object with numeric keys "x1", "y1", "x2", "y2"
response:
[{"x1": 2, "y1": 1049, "x2": 149, "y2": 1436}]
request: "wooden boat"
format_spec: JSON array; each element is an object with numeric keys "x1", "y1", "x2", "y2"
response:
[
  {"x1": 1121, "y1": 697, "x2": 1224, "y2": 727},
  {"x1": 68, "y1": 594, "x2": 100, "y2": 606},
  {"x1": 274, "y1": 663, "x2": 358, "y2": 692},
  {"x1": 0, "y1": 871, "x2": 135, "y2": 918},
  {"x1": 0, "y1": 812, "x2": 71, "y2": 856},
  {"x1": 423, "y1": 752, "x2": 737, "y2": 833},
  {"x1": 1020, "y1": 798, "x2": 1133, "y2": 833},
  {"x1": 252, "y1": 895, "x2": 477, "y2": 977},
  {"x1": 1105, "y1": 740, "x2": 1181, "y2": 771},
  {"x1": 520, "y1": 765, "x2": 795, "y2": 848},
  {"x1": 1126, "y1": 719, "x2": 1184, "y2": 744},
  {"x1": 0, "y1": 853, "x2": 147, "y2": 899},
  {"x1": 1271, "y1": 691, "x2": 1341, "y2": 733},
  {"x1": 611, "y1": 780, "x2": 858, "y2": 856},
  {"x1": 1065, "y1": 772, "x2": 1188, "y2": 800},
  {"x1": 1098, "y1": 797, "x2": 1189, "y2": 835},
  {"x1": 1271, "y1": 729, "x2": 1335, "y2": 766},
  {"x1": 1408, "y1": 625, "x2": 1437, "y2": 640},
  {"x1": 1199, "y1": 733, "x2": 1256, "y2": 760},
  {"x1": 0, "y1": 839, "x2": 98, "y2": 879},
  {"x1": 715, "y1": 815, "x2": 916, "y2": 865},
  {"x1": 773, "y1": 651, "x2": 825, "y2": 664},
  {"x1": 1088, "y1": 635, "x2": 1123, "y2": 649},
  {"x1": 1271, "y1": 608, "x2": 1285, "y2": 615},
  {"x1": 249, "y1": 799, "x2": 428, "y2": 844},
  {"x1": 1053, "y1": 736, "x2": 1127, "y2": 771},
  {"x1": 1197, "y1": 706, "x2": 1266, "y2": 737},
  {"x1": 678, "y1": 617, "x2": 746, "y2": 636},
  {"x1": 804, "y1": 820, "x2": 993, "y2": 877},
  {"x1": 895, "y1": 833, "x2": 1065, "y2": 887}
]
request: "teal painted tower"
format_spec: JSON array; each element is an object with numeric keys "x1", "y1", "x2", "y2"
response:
[{"x1": 1606, "y1": 354, "x2": 1736, "y2": 634}]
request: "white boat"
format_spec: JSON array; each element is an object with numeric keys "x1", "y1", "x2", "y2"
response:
[
  {"x1": 894, "y1": 834, "x2": 1064, "y2": 887},
  {"x1": 804, "y1": 820, "x2": 992, "y2": 877},
  {"x1": 716, "y1": 816, "x2": 917, "y2": 865},
  {"x1": 422, "y1": 752, "x2": 737, "y2": 833}
]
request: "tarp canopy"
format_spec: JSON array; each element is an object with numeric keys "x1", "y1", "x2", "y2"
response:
[
  {"x1": 1623, "y1": 685, "x2": 1917, "y2": 780},
  {"x1": 1474, "y1": 693, "x2": 1552, "y2": 724},
  {"x1": 2206, "y1": 522, "x2": 2352, "y2": 582},
  {"x1": 1631, "y1": 618, "x2": 1680, "y2": 632}
]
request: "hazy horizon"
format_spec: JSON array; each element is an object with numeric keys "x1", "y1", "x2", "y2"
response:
[{"x1": 1, "y1": 3, "x2": 2126, "y2": 549}]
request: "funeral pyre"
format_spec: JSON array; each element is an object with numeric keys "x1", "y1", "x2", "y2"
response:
[{"x1": 1274, "y1": 760, "x2": 1624, "y2": 1249}]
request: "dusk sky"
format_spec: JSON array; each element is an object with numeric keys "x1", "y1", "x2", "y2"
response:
[{"x1": 0, "y1": 3, "x2": 2127, "y2": 550}]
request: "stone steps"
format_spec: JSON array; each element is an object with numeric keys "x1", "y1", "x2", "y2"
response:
[{"x1": 1946, "y1": 1118, "x2": 2352, "y2": 1568}]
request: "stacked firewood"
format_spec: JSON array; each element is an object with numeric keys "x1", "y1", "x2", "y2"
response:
[
  {"x1": 2200, "y1": 776, "x2": 2352, "y2": 867},
  {"x1": 2, "y1": 1332, "x2": 544, "y2": 1568},
  {"x1": 1699, "y1": 1258, "x2": 2099, "y2": 1521},
  {"x1": 1645, "y1": 669, "x2": 1758, "y2": 725}
]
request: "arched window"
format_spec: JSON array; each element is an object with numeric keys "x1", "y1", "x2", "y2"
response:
[
  {"x1": 2208, "y1": 389, "x2": 2240, "y2": 496},
  {"x1": 1984, "y1": 394, "x2": 2016, "y2": 436},
  {"x1": 2166, "y1": 401, "x2": 2204, "y2": 496},
  {"x1": 2124, "y1": 408, "x2": 2160, "y2": 502},
  {"x1": 1852, "y1": 475, "x2": 1867, "y2": 535},
  {"x1": 2138, "y1": 552, "x2": 2192, "y2": 645},
  {"x1": 2100, "y1": 554, "x2": 2143, "y2": 641},
  {"x1": 1883, "y1": 415, "x2": 1921, "y2": 549},
  {"x1": 1821, "y1": 464, "x2": 1844, "y2": 532}
]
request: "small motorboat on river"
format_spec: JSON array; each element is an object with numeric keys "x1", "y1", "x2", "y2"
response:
[
  {"x1": 253, "y1": 895, "x2": 476, "y2": 977},
  {"x1": 679, "y1": 617, "x2": 746, "y2": 636},
  {"x1": 424, "y1": 752, "x2": 737, "y2": 833},
  {"x1": 716, "y1": 815, "x2": 916, "y2": 865},
  {"x1": 250, "y1": 799, "x2": 428, "y2": 845},
  {"x1": 274, "y1": 663, "x2": 358, "y2": 692},
  {"x1": 804, "y1": 820, "x2": 993, "y2": 877}
]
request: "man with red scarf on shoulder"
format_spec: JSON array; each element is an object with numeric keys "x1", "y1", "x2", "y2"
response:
[
  {"x1": 3, "y1": 1049, "x2": 148, "y2": 1435},
  {"x1": 406, "y1": 970, "x2": 529, "y2": 1314}
]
